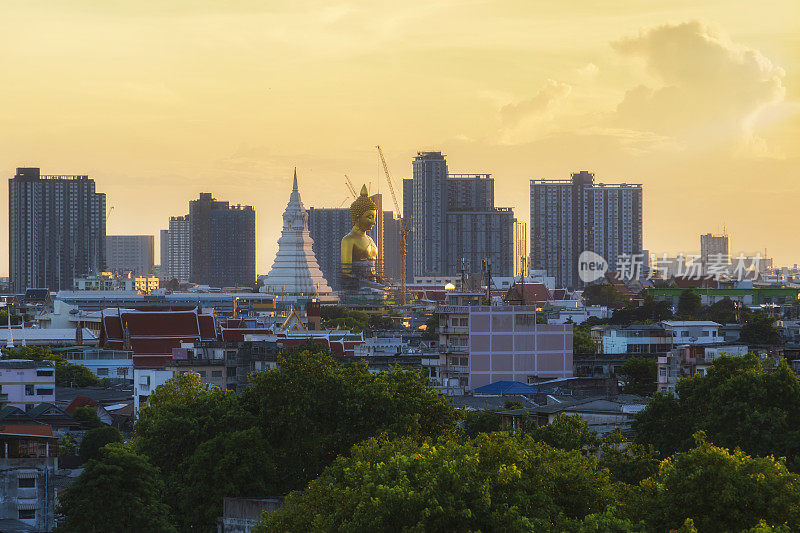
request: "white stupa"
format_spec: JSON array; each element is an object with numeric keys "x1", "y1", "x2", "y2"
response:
[{"x1": 262, "y1": 170, "x2": 336, "y2": 301}]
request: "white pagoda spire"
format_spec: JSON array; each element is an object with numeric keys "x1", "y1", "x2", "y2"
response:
[{"x1": 263, "y1": 170, "x2": 333, "y2": 298}]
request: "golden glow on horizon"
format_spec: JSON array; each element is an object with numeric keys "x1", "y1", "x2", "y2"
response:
[{"x1": 1, "y1": 1, "x2": 798, "y2": 274}]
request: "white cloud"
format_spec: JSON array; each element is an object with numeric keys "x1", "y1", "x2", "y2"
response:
[{"x1": 610, "y1": 21, "x2": 787, "y2": 153}]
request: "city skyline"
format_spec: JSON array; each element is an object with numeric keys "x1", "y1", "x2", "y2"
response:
[{"x1": 1, "y1": 1, "x2": 798, "y2": 276}]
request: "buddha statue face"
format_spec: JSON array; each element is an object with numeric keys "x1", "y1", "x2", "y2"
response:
[
  {"x1": 356, "y1": 209, "x2": 376, "y2": 232},
  {"x1": 349, "y1": 185, "x2": 378, "y2": 234}
]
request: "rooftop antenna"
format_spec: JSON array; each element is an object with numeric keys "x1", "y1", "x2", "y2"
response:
[{"x1": 6, "y1": 303, "x2": 14, "y2": 349}]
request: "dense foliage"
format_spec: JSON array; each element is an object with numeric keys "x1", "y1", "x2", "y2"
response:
[
  {"x1": 79, "y1": 425, "x2": 123, "y2": 463},
  {"x1": 634, "y1": 354, "x2": 800, "y2": 464},
  {"x1": 56, "y1": 443, "x2": 175, "y2": 533},
  {"x1": 625, "y1": 433, "x2": 800, "y2": 532},
  {"x1": 133, "y1": 352, "x2": 457, "y2": 531},
  {"x1": 53, "y1": 347, "x2": 800, "y2": 533},
  {"x1": 257, "y1": 433, "x2": 617, "y2": 532},
  {"x1": 583, "y1": 284, "x2": 629, "y2": 308},
  {"x1": 618, "y1": 356, "x2": 657, "y2": 395}
]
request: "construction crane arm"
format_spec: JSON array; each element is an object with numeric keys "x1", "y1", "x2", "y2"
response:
[
  {"x1": 344, "y1": 175, "x2": 357, "y2": 198},
  {"x1": 376, "y1": 146, "x2": 402, "y2": 219}
]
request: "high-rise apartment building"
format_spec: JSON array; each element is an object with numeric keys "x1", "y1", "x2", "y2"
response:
[
  {"x1": 166, "y1": 216, "x2": 190, "y2": 282},
  {"x1": 159, "y1": 229, "x2": 169, "y2": 276},
  {"x1": 403, "y1": 153, "x2": 515, "y2": 281},
  {"x1": 530, "y1": 171, "x2": 643, "y2": 289},
  {"x1": 513, "y1": 219, "x2": 528, "y2": 277},
  {"x1": 9, "y1": 167, "x2": 106, "y2": 293},
  {"x1": 700, "y1": 233, "x2": 729, "y2": 261},
  {"x1": 383, "y1": 212, "x2": 403, "y2": 282},
  {"x1": 189, "y1": 193, "x2": 255, "y2": 288},
  {"x1": 106, "y1": 235, "x2": 155, "y2": 274}
]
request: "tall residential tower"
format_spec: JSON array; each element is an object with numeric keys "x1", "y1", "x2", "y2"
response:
[
  {"x1": 9, "y1": 167, "x2": 106, "y2": 293},
  {"x1": 530, "y1": 171, "x2": 643, "y2": 289},
  {"x1": 403, "y1": 152, "x2": 515, "y2": 281}
]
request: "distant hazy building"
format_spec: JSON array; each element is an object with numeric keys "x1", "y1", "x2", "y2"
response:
[
  {"x1": 166, "y1": 216, "x2": 190, "y2": 282},
  {"x1": 513, "y1": 219, "x2": 528, "y2": 277},
  {"x1": 383, "y1": 212, "x2": 403, "y2": 282},
  {"x1": 189, "y1": 193, "x2": 255, "y2": 288},
  {"x1": 8, "y1": 167, "x2": 106, "y2": 293},
  {"x1": 403, "y1": 152, "x2": 514, "y2": 281},
  {"x1": 701, "y1": 233, "x2": 729, "y2": 262},
  {"x1": 105, "y1": 235, "x2": 154, "y2": 274},
  {"x1": 530, "y1": 171, "x2": 643, "y2": 289},
  {"x1": 159, "y1": 229, "x2": 169, "y2": 276}
]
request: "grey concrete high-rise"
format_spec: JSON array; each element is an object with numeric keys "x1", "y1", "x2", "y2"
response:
[
  {"x1": 9, "y1": 167, "x2": 106, "y2": 293},
  {"x1": 159, "y1": 229, "x2": 169, "y2": 277},
  {"x1": 403, "y1": 153, "x2": 515, "y2": 281},
  {"x1": 530, "y1": 171, "x2": 643, "y2": 289},
  {"x1": 106, "y1": 235, "x2": 154, "y2": 274},
  {"x1": 383, "y1": 212, "x2": 403, "y2": 282},
  {"x1": 700, "y1": 233, "x2": 729, "y2": 261},
  {"x1": 188, "y1": 193, "x2": 255, "y2": 287}
]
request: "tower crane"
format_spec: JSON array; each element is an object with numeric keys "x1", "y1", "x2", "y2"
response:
[
  {"x1": 344, "y1": 175, "x2": 357, "y2": 198},
  {"x1": 376, "y1": 145, "x2": 413, "y2": 305}
]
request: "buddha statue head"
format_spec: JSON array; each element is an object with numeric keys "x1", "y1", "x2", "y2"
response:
[{"x1": 350, "y1": 185, "x2": 377, "y2": 232}]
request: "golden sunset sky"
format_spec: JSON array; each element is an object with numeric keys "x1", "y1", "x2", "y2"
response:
[{"x1": 2, "y1": 0, "x2": 798, "y2": 275}]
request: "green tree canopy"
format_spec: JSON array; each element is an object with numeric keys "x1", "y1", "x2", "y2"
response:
[
  {"x1": 79, "y1": 425, "x2": 123, "y2": 463},
  {"x1": 677, "y1": 289, "x2": 702, "y2": 318},
  {"x1": 625, "y1": 433, "x2": 800, "y2": 533},
  {"x1": 56, "y1": 443, "x2": 175, "y2": 533},
  {"x1": 240, "y1": 351, "x2": 457, "y2": 493},
  {"x1": 256, "y1": 433, "x2": 617, "y2": 532},
  {"x1": 176, "y1": 427, "x2": 278, "y2": 530},
  {"x1": 528, "y1": 413, "x2": 600, "y2": 453},
  {"x1": 583, "y1": 284, "x2": 629, "y2": 309},
  {"x1": 634, "y1": 355, "x2": 800, "y2": 464},
  {"x1": 72, "y1": 405, "x2": 102, "y2": 429},
  {"x1": 461, "y1": 409, "x2": 504, "y2": 437},
  {"x1": 740, "y1": 313, "x2": 782, "y2": 345},
  {"x1": 573, "y1": 328, "x2": 597, "y2": 355},
  {"x1": 134, "y1": 372, "x2": 250, "y2": 480},
  {"x1": 617, "y1": 357, "x2": 657, "y2": 396}
]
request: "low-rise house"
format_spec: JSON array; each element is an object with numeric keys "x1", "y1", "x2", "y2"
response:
[
  {"x1": 592, "y1": 324, "x2": 673, "y2": 355},
  {"x1": 510, "y1": 394, "x2": 648, "y2": 436},
  {"x1": 661, "y1": 321, "x2": 723, "y2": 345},
  {"x1": 0, "y1": 360, "x2": 56, "y2": 410},
  {"x1": 0, "y1": 424, "x2": 57, "y2": 531},
  {"x1": 656, "y1": 344, "x2": 750, "y2": 393}
]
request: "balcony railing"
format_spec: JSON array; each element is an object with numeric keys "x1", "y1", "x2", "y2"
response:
[
  {"x1": 440, "y1": 326, "x2": 469, "y2": 335},
  {"x1": 439, "y1": 345, "x2": 469, "y2": 354}
]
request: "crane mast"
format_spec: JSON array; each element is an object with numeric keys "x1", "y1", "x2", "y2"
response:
[{"x1": 376, "y1": 145, "x2": 412, "y2": 305}]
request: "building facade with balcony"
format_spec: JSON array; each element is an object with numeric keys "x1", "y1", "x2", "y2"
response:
[
  {"x1": 0, "y1": 361, "x2": 56, "y2": 410},
  {"x1": 0, "y1": 424, "x2": 57, "y2": 531},
  {"x1": 437, "y1": 292, "x2": 573, "y2": 392}
]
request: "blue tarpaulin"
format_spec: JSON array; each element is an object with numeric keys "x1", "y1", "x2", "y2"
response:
[{"x1": 473, "y1": 381, "x2": 539, "y2": 395}]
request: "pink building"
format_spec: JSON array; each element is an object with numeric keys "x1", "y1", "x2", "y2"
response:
[
  {"x1": 0, "y1": 360, "x2": 56, "y2": 410},
  {"x1": 467, "y1": 305, "x2": 573, "y2": 389}
]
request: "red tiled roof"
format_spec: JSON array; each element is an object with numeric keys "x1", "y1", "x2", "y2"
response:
[
  {"x1": 65, "y1": 396, "x2": 98, "y2": 415},
  {"x1": 100, "y1": 308, "x2": 218, "y2": 356},
  {"x1": 221, "y1": 328, "x2": 272, "y2": 342},
  {"x1": 133, "y1": 356, "x2": 172, "y2": 369},
  {"x1": 0, "y1": 424, "x2": 54, "y2": 438},
  {"x1": 504, "y1": 282, "x2": 552, "y2": 305}
]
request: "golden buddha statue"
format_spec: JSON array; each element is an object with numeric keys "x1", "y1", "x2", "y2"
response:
[{"x1": 341, "y1": 185, "x2": 378, "y2": 288}]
